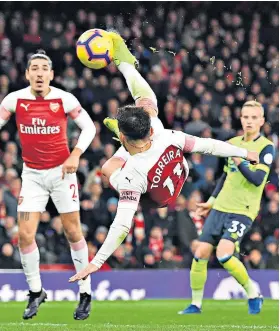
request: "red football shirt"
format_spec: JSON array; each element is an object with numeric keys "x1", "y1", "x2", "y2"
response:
[
  {"x1": 110, "y1": 118, "x2": 190, "y2": 209},
  {"x1": 0, "y1": 86, "x2": 82, "y2": 169}
]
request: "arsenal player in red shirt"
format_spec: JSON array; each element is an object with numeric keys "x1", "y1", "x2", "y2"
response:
[{"x1": 0, "y1": 50, "x2": 95, "y2": 320}]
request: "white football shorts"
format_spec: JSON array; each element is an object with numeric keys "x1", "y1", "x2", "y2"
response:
[{"x1": 18, "y1": 163, "x2": 80, "y2": 214}]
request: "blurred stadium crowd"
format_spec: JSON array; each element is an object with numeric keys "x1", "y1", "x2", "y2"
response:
[{"x1": 0, "y1": 2, "x2": 278, "y2": 270}]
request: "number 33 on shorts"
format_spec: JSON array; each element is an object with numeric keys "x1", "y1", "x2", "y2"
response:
[{"x1": 228, "y1": 220, "x2": 247, "y2": 237}]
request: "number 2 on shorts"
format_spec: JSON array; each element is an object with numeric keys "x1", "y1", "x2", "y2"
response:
[{"x1": 70, "y1": 184, "x2": 78, "y2": 199}]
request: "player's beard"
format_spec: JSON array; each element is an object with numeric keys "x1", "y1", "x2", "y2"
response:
[{"x1": 32, "y1": 84, "x2": 50, "y2": 96}]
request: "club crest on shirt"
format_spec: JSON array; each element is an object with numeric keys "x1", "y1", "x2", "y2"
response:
[
  {"x1": 49, "y1": 102, "x2": 60, "y2": 113},
  {"x1": 18, "y1": 196, "x2": 24, "y2": 205}
]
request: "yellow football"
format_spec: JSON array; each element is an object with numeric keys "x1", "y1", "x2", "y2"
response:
[{"x1": 76, "y1": 29, "x2": 113, "y2": 69}]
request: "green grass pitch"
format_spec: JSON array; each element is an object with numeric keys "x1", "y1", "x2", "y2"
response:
[{"x1": 0, "y1": 300, "x2": 278, "y2": 331}]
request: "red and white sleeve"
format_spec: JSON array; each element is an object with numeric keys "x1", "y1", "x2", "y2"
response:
[
  {"x1": 62, "y1": 92, "x2": 82, "y2": 118},
  {"x1": 185, "y1": 135, "x2": 248, "y2": 158},
  {"x1": 63, "y1": 92, "x2": 96, "y2": 153},
  {"x1": 171, "y1": 130, "x2": 247, "y2": 158}
]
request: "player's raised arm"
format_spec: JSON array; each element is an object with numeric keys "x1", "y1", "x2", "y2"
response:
[
  {"x1": 172, "y1": 130, "x2": 259, "y2": 163},
  {"x1": 108, "y1": 31, "x2": 158, "y2": 118},
  {"x1": 191, "y1": 136, "x2": 259, "y2": 163}
]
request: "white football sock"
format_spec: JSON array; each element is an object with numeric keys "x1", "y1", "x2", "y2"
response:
[
  {"x1": 191, "y1": 289, "x2": 204, "y2": 308},
  {"x1": 19, "y1": 241, "x2": 42, "y2": 293},
  {"x1": 70, "y1": 238, "x2": 91, "y2": 295},
  {"x1": 244, "y1": 278, "x2": 259, "y2": 299}
]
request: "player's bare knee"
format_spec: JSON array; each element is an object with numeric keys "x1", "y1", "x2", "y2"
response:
[
  {"x1": 63, "y1": 223, "x2": 83, "y2": 242},
  {"x1": 65, "y1": 228, "x2": 83, "y2": 243},
  {"x1": 194, "y1": 242, "x2": 213, "y2": 260},
  {"x1": 62, "y1": 221, "x2": 82, "y2": 242},
  {"x1": 18, "y1": 222, "x2": 36, "y2": 242},
  {"x1": 18, "y1": 230, "x2": 35, "y2": 248},
  {"x1": 195, "y1": 250, "x2": 209, "y2": 260},
  {"x1": 190, "y1": 239, "x2": 199, "y2": 254},
  {"x1": 60, "y1": 212, "x2": 82, "y2": 242},
  {"x1": 216, "y1": 239, "x2": 235, "y2": 260}
]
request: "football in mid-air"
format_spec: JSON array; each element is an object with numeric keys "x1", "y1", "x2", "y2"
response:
[{"x1": 76, "y1": 29, "x2": 113, "y2": 69}]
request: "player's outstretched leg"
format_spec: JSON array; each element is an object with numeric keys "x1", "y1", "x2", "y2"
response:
[
  {"x1": 103, "y1": 31, "x2": 137, "y2": 140},
  {"x1": 107, "y1": 30, "x2": 138, "y2": 68},
  {"x1": 104, "y1": 30, "x2": 157, "y2": 139},
  {"x1": 219, "y1": 254, "x2": 263, "y2": 314}
]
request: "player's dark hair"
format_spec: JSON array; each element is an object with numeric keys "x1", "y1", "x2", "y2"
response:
[
  {"x1": 27, "y1": 49, "x2": 53, "y2": 69},
  {"x1": 116, "y1": 105, "x2": 151, "y2": 141}
]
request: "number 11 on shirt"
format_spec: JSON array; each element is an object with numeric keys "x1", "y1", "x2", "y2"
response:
[{"x1": 163, "y1": 163, "x2": 183, "y2": 196}]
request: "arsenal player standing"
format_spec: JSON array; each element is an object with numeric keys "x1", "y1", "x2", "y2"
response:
[{"x1": 0, "y1": 50, "x2": 95, "y2": 320}]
